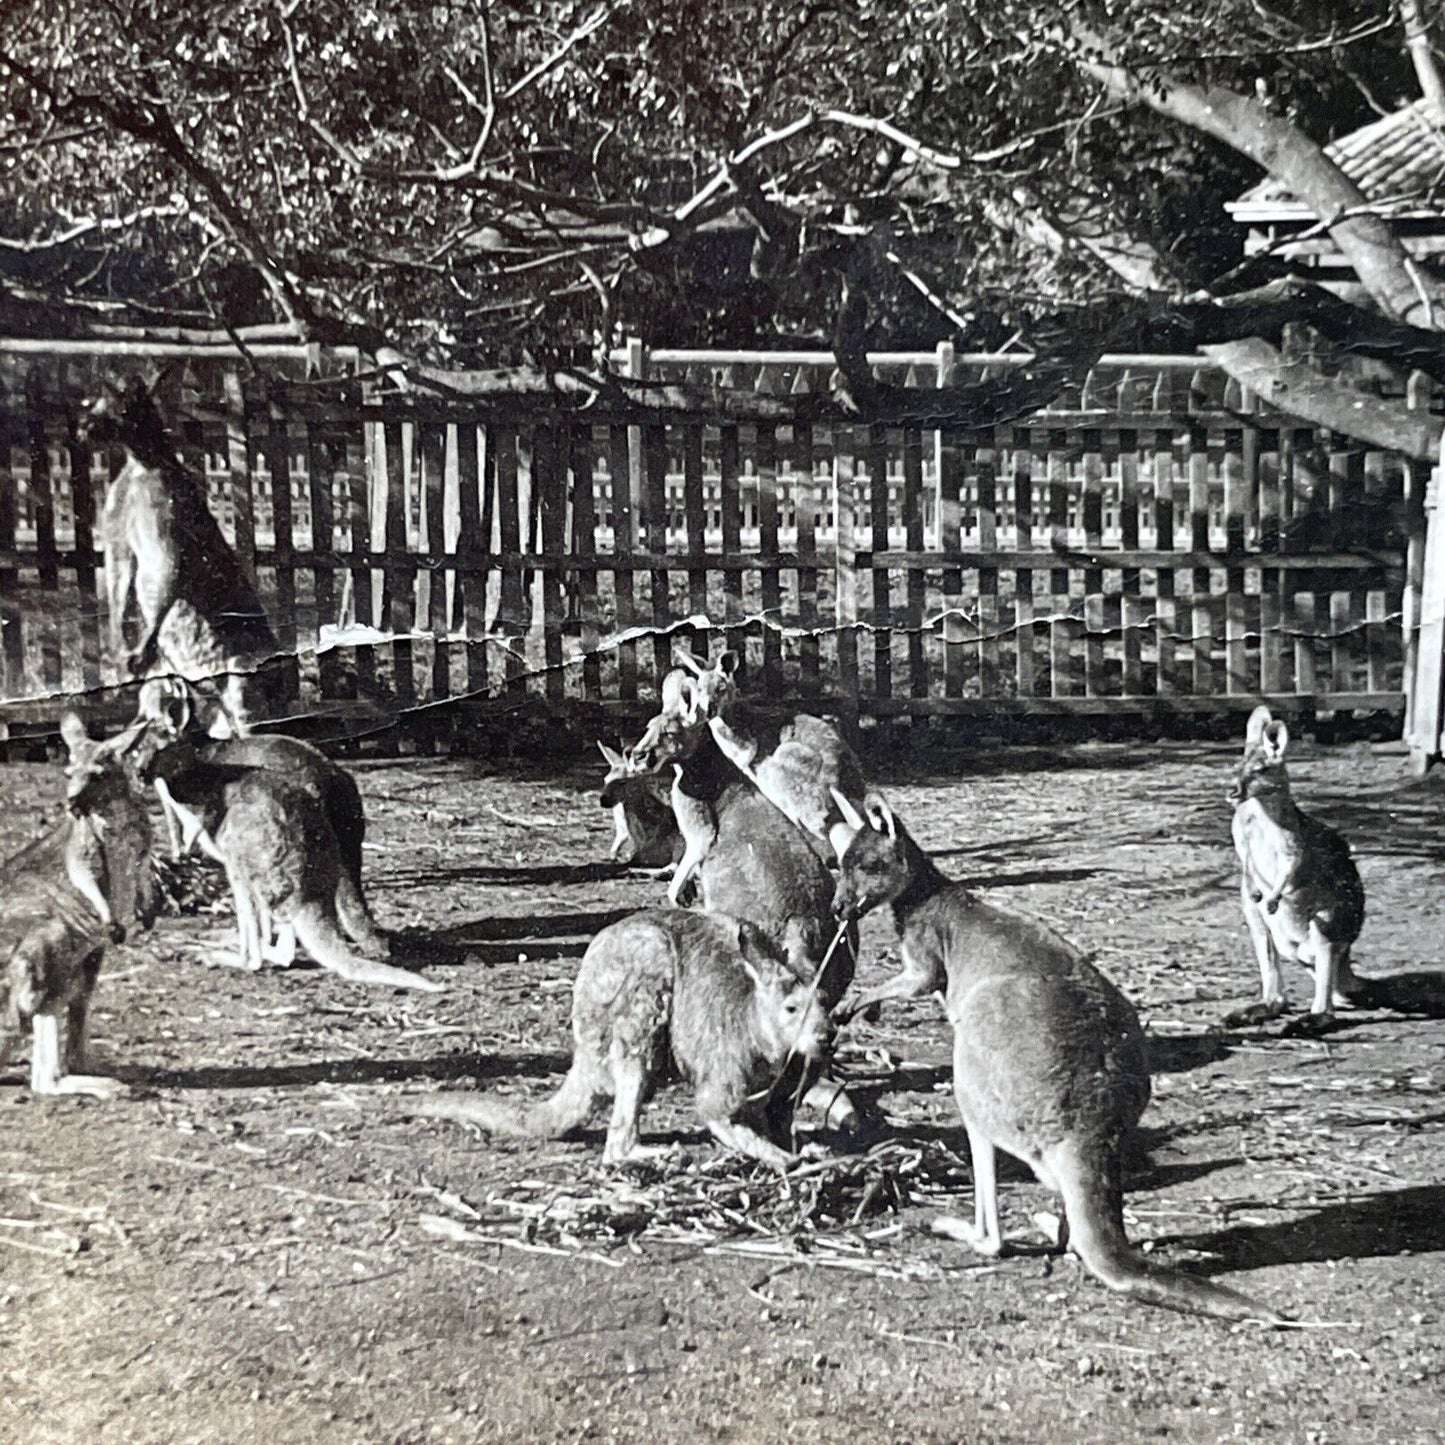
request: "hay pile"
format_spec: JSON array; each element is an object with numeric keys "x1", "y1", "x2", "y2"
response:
[
  {"x1": 151, "y1": 855, "x2": 231, "y2": 916},
  {"x1": 418, "y1": 1139, "x2": 975, "y2": 1273}
]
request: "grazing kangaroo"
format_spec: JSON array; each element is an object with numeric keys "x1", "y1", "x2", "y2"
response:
[
  {"x1": 597, "y1": 741, "x2": 683, "y2": 870},
  {"x1": 831, "y1": 788, "x2": 1284, "y2": 1325},
  {"x1": 408, "y1": 910, "x2": 831, "y2": 1170},
  {"x1": 0, "y1": 715, "x2": 158, "y2": 1099},
  {"x1": 84, "y1": 375, "x2": 280, "y2": 734},
  {"x1": 133, "y1": 679, "x2": 388, "y2": 958},
  {"x1": 630, "y1": 682, "x2": 859, "y2": 1129},
  {"x1": 672, "y1": 650, "x2": 867, "y2": 860},
  {"x1": 140, "y1": 738, "x2": 439, "y2": 993},
  {"x1": 1225, "y1": 705, "x2": 1365, "y2": 1036}
]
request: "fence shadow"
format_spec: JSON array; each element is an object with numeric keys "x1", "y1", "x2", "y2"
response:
[{"x1": 122, "y1": 1049, "x2": 568, "y2": 1091}]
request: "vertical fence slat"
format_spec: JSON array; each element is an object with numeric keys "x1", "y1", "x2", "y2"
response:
[
  {"x1": 1189, "y1": 442, "x2": 1213, "y2": 698},
  {"x1": 642, "y1": 423, "x2": 672, "y2": 691},
  {"x1": 264, "y1": 406, "x2": 299, "y2": 707},
  {"x1": 756, "y1": 424, "x2": 782, "y2": 698},
  {"x1": 608, "y1": 423, "x2": 638, "y2": 702},
  {"x1": 1153, "y1": 443, "x2": 1176, "y2": 696},
  {"x1": 420, "y1": 422, "x2": 450, "y2": 711},
  {"x1": 66, "y1": 411, "x2": 102, "y2": 694},
  {"x1": 1224, "y1": 437, "x2": 1248, "y2": 697},
  {"x1": 1082, "y1": 436, "x2": 1104, "y2": 698},
  {"x1": 0, "y1": 419, "x2": 22, "y2": 700},
  {"x1": 26, "y1": 378, "x2": 61, "y2": 697},
  {"x1": 902, "y1": 427, "x2": 927, "y2": 704},
  {"x1": 1047, "y1": 439, "x2": 1072, "y2": 697},
  {"x1": 1259, "y1": 429, "x2": 1283, "y2": 693},
  {"x1": 832, "y1": 429, "x2": 859, "y2": 739},
  {"x1": 867, "y1": 424, "x2": 891, "y2": 709},
  {"x1": 975, "y1": 446, "x2": 998, "y2": 697},
  {"x1": 719, "y1": 425, "x2": 744, "y2": 660},
  {"x1": 343, "y1": 423, "x2": 376, "y2": 699},
  {"x1": 1119, "y1": 441, "x2": 1141, "y2": 697},
  {"x1": 382, "y1": 420, "x2": 414, "y2": 706},
  {"x1": 307, "y1": 423, "x2": 341, "y2": 701},
  {"x1": 938, "y1": 430, "x2": 964, "y2": 699},
  {"x1": 1013, "y1": 441, "x2": 1036, "y2": 697},
  {"x1": 535, "y1": 425, "x2": 567, "y2": 704},
  {"x1": 794, "y1": 422, "x2": 820, "y2": 699},
  {"x1": 569, "y1": 426, "x2": 601, "y2": 700},
  {"x1": 495, "y1": 428, "x2": 525, "y2": 695},
  {"x1": 682, "y1": 422, "x2": 707, "y2": 658}
]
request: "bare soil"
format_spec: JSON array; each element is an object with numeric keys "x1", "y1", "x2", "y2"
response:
[{"x1": 2, "y1": 737, "x2": 1443, "y2": 1445}]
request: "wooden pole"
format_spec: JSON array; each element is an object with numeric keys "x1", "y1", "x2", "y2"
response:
[{"x1": 1407, "y1": 431, "x2": 1445, "y2": 773}]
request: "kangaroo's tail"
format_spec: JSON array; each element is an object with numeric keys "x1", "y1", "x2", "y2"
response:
[
  {"x1": 407, "y1": 1056, "x2": 602, "y2": 1139},
  {"x1": 1054, "y1": 1141, "x2": 1286, "y2": 1326},
  {"x1": 293, "y1": 903, "x2": 441, "y2": 993},
  {"x1": 334, "y1": 869, "x2": 390, "y2": 956}
]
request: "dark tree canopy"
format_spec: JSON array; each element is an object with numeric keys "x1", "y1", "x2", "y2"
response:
[{"x1": 1, "y1": 1, "x2": 1442, "y2": 386}]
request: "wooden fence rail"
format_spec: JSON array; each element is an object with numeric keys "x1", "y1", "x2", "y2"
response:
[{"x1": 0, "y1": 344, "x2": 1421, "y2": 743}]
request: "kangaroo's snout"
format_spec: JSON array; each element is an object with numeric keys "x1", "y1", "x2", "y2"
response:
[{"x1": 832, "y1": 877, "x2": 860, "y2": 920}]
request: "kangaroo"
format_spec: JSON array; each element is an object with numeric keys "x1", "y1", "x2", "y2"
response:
[
  {"x1": 408, "y1": 910, "x2": 830, "y2": 1170},
  {"x1": 629, "y1": 681, "x2": 859, "y2": 1130},
  {"x1": 0, "y1": 715, "x2": 159, "y2": 1099},
  {"x1": 133, "y1": 679, "x2": 388, "y2": 959},
  {"x1": 83, "y1": 374, "x2": 281, "y2": 735},
  {"x1": 672, "y1": 650, "x2": 868, "y2": 860},
  {"x1": 830, "y1": 788, "x2": 1284, "y2": 1325},
  {"x1": 597, "y1": 741, "x2": 683, "y2": 870},
  {"x1": 1225, "y1": 705, "x2": 1365, "y2": 1036},
  {"x1": 140, "y1": 739, "x2": 439, "y2": 993}
]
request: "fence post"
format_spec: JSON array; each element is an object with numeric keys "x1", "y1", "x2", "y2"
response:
[
  {"x1": 833, "y1": 432, "x2": 861, "y2": 745},
  {"x1": 1406, "y1": 431, "x2": 1445, "y2": 774}
]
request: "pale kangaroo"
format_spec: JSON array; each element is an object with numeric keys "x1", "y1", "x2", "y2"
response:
[
  {"x1": 1225, "y1": 705, "x2": 1365, "y2": 1036},
  {"x1": 408, "y1": 910, "x2": 830, "y2": 1170},
  {"x1": 85, "y1": 375, "x2": 280, "y2": 734},
  {"x1": 0, "y1": 715, "x2": 159, "y2": 1099},
  {"x1": 597, "y1": 741, "x2": 683, "y2": 870},
  {"x1": 830, "y1": 789, "x2": 1284, "y2": 1325},
  {"x1": 629, "y1": 680, "x2": 859, "y2": 1129},
  {"x1": 671, "y1": 651, "x2": 868, "y2": 860},
  {"x1": 139, "y1": 737, "x2": 440, "y2": 993},
  {"x1": 133, "y1": 679, "x2": 388, "y2": 960}
]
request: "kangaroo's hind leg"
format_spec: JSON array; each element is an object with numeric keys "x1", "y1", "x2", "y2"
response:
[
  {"x1": 932, "y1": 1116, "x2": 1004, "y2": 1256},
  {"x1": 1281, "y1": 924, "x2": 1343, "y2": 1038},
  {"x1": 31, "y1": 1013, "x2": 127, "y2": 1100},
  {"x1": 601, "y1": 1047, "x2": 660, "y2": 1165},
  {"x1": 1223, "y1": 880, "x2": 1287, "y2": 1028},
  {"x1": 64, "y1": 949, "x2": 105, "y2": 1074}
]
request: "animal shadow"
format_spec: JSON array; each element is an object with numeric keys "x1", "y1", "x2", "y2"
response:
[
  {"x1": 1164, "y1": 1185, "x2": 1445, "y2": 1275},
  {"x1": 1144, "y1": 1030, "x2": 1232, "y2": 1075},
  {"x1": 1349, "y1": 969, "x2": 1445, "y2": 1019},
  {"x1": 422, "y1": 907, "x2": 634, "y2": 965},
  {"x1": 125, "y1": 1049, "x2": 569, "y2": 1091}
]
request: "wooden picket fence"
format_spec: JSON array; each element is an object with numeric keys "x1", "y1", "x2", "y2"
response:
[{"x1": 0, "y1": 340, "x2": 1420, "y2": 746}]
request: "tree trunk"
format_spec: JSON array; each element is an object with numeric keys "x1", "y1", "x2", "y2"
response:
[
  {"x1": 1401, "y1": 0, "x2": 1445, "y2": 120},
  {"x1": 1066, "y1": 20, "x2": 1445, "y2": 329}
]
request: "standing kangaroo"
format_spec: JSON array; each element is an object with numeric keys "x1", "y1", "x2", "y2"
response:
[
  {"x1": 0, "y1": 715, "x2": 158, "y2": 1099},
  {"x1": 671, "y1": 650, "x2": 867, "y2": 860},
  {"x1": 139, "y1": 738, "x2": 439, "y2": 993},
  {"x1": 831, "y1": 788, "x2": 1284, "y2": 1325},
  {"x1": 84, "y1": 375, "x2": 280, "y2": 735},
  {"x1": 1225, "y1": 705, "x2": 1365, "y2": 1036}
]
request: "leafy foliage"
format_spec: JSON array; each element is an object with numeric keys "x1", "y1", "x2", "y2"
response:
[{"x1": 0, "y1": 1, "x2": 1432, "y2": 358}]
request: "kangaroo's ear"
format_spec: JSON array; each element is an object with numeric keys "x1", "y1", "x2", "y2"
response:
[
  {"x1": 59, "y1": 712, "x2": 92, "y2": 762},
  {"x1": 1262, "y1": 718, "x2": 1289, "y2": 760},
  {"x1": 1245, "y1": 704, "x2": 1273, "y2": 748},
  {"x1": 675, "y1": 674, "x2": 702, "y2": 722},
  {"x1": 717, "y1": 650, "x2": 739, "y2": 677},
  {"x1": 863, "y1": 793, "x2": 897, "y2": 839},
  {"x1": 660, "y1": 667, "x2": 689, "y2": 713},
  {"x1": 597, "y1": 740, "x2": 624, "y2": 768},
  {"x1": 673, "y1": 651, "x2": 706, "y2": 676},
  {"x1": 830, "y1": 786, "x2": 867, "y2": 833}
]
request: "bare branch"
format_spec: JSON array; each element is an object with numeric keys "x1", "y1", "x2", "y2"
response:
[
  {"x1": 0, "y1": 197, "x2": 189, "y2": 251},
  {"x1": 500, "y1": 4, "x2": 613, "y2": 101}
]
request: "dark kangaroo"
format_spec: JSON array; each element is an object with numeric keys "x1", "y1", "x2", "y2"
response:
[
  {"x1": 84, "y1": 374, "x2": 280, "y2": 733},
  {"x1": 831, "y1": 788, "x2": 1285, "y2": 1325}
]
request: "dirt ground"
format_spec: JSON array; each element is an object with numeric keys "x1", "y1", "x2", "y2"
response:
[{"x1": 2, "y1": 734, "x2": 1444, "y2": 1445}]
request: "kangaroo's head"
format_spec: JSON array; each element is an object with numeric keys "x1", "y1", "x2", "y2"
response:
[
  {"x1": 1229, "y1": 705, "x2": 1291, "y2": 805},
  {"x1": 59, "y1": 713, "x2": 160, "y2": 931},
  {"x1": 671, "y1": 649, "x2": 740, "y2": 719},
  {"x1": 628, "y1": 676, "x2": 711, "y2": 775},
  {"x1": 596, "y1": 741, "x2": 678, "y2": 865},
  {"x1": 831, "y1": 790, "x2": 911, "y2": 920},
  {"x1": 77, "y1": 372, "x2": 176, "y2": 466},
  {"x1": 736, "y1": 922, "x2": 832, "y2": 1066},
  {"x1": 126, "y1": 676, "x2": 203, "y2": 779}
]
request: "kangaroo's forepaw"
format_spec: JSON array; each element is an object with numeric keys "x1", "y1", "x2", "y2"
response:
[
  {"x1": 107, "y1": 923, "x2": 127, "y2": 945},
  {"x1": 1279, "y1": 1011, "x2": 1337, "y2": 1039},
  {"x1": 1222, "y1": 999, "x2": 1287, "y2": 1029}
]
